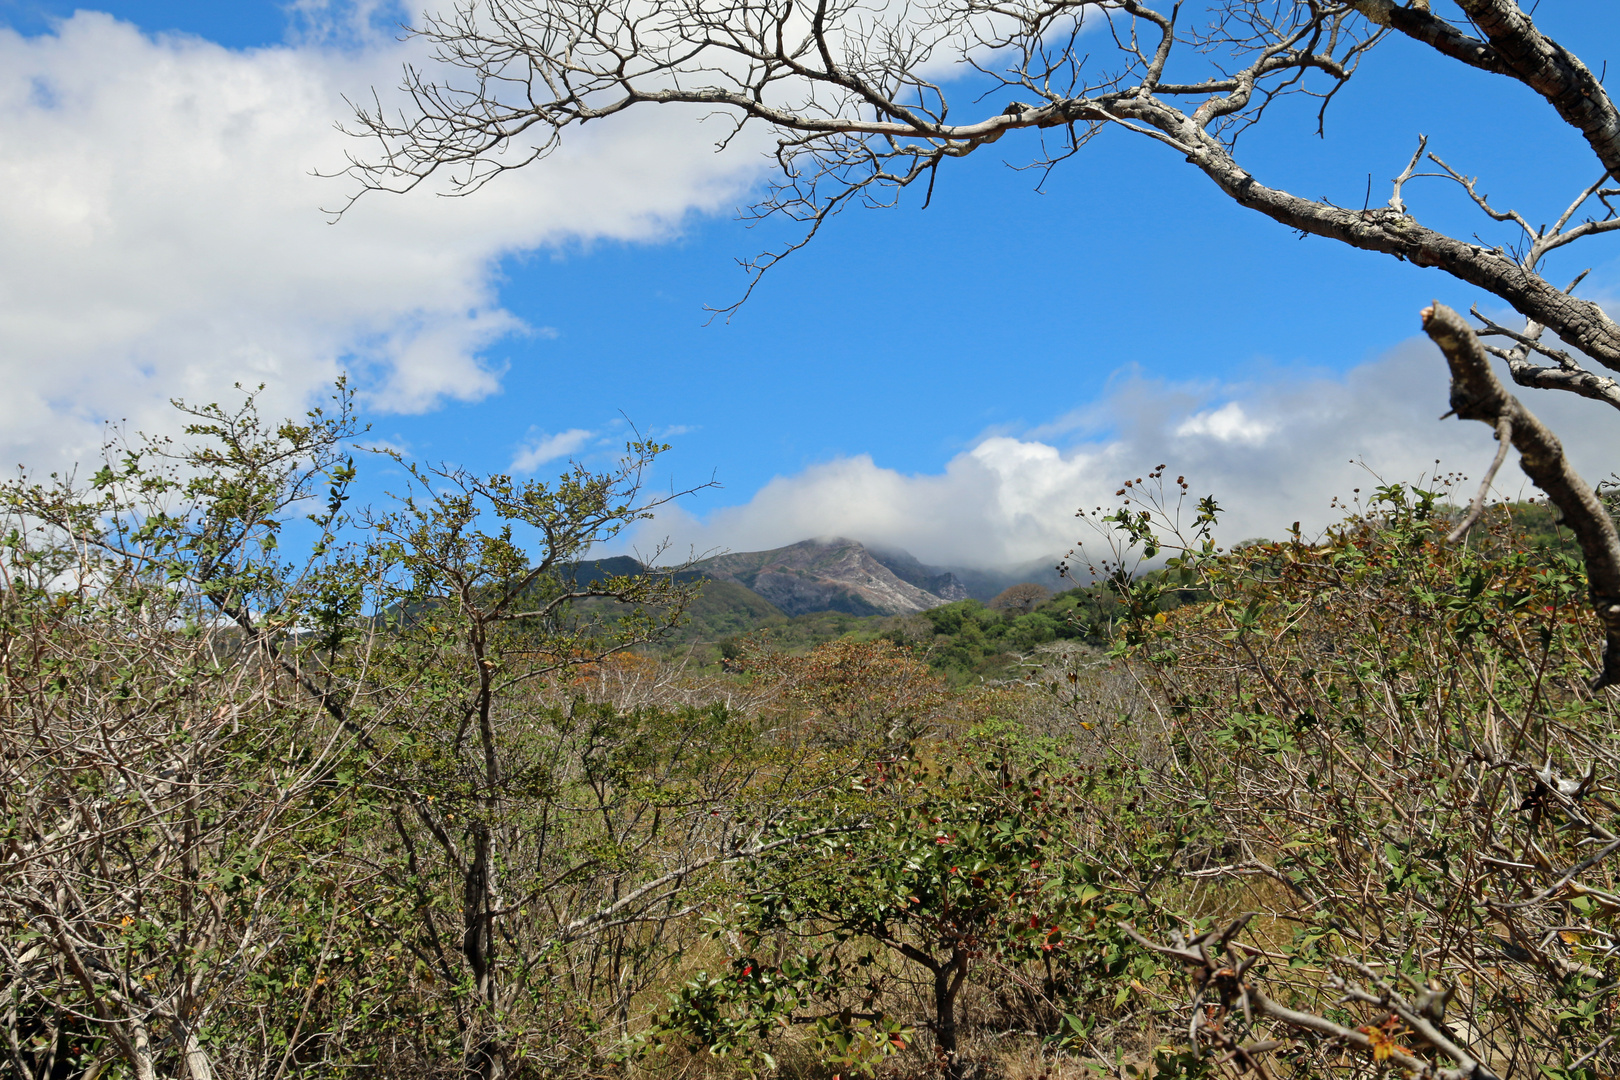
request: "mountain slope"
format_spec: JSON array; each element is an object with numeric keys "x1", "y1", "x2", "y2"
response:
[
  {"x1": 563, "y1": 541, "x2": 1070, "y2": 626},
  {"x1": 691, "y1": 539, "x2": 950, "y2": 616},
  {"x1": 864, "y1": 546, "x2": 971, "y2": 602}
]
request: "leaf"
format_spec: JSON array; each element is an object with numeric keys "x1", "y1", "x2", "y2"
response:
[{"x1": 1358, "y1": 1025, "x2": 1405, "y2": 1063}]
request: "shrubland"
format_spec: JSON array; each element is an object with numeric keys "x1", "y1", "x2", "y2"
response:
[
  {"x1": 676, "y1": 573, "x2": 1183, "y2": 684},
  {"x1": 3, "y1": 391, "x2": 1618, "y2": 1080},
  {"x1": 288, "y1": 2, "x2": 1620, "y2": 1075}
]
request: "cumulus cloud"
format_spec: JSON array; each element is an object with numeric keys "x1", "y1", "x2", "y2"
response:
[
  {"x1": 511, "y1": 428, "x2": 595, "y2": 473},
  {"x1": 647, "y1": 341, "x2": 1620, "y2": 569},
  {"x1": 0, "y1": 11, "x2": 763, "y2": 470}
]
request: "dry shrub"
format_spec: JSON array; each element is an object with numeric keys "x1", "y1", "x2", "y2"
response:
[{"x1": 1077, "y1": 480, "x2": 1620, "y2": 1080}]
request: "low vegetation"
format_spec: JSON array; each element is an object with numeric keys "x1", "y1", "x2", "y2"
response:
[{"x1": 3, "y1": 391, "x2": 1617, "y2": 1080}]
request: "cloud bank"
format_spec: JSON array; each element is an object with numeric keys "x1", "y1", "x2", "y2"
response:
[
  {"x1": 649, "y1": 341, "x2": 1620, "y2": 569},
  {"x1": 0, "y1": 11, "x2": 762, "y2": 470}
]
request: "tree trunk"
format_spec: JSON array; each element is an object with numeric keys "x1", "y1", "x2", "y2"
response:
[
  {"x1": 129, "y1": 1019, "x2": 156, "y2": 1080},
  {"x1": 933, "y1": 948, "x2": 968, "y2": 1080},
  {"x1": 183, "y1": 1028, "x2": 214, "y2": 1080},
  {"x1": 463, "y1": 821, "x2": 504, "y2": 1080}
]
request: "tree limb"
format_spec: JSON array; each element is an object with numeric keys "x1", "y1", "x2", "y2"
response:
[
  {"x1": 1422, "y1": 301, "x2": 1620, "y2": 688},
  {"x1": 1451, "y1": 0, "x2": 1620, "y2": 179},
  {"x1": 1350, "y1": 1, "x2": 1506, "y2": 76}
]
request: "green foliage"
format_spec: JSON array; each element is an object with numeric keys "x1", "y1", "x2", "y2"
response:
[
  {"x1": 651, "y1": 953, "x2": 911, "y2": 1076},
  {"x1": 646, "y1": 720, "x2": 1165, "y2": 1077},
  {"x1": 14, "y1": 384, "x2": 1620, "y2": 1080},
  {"x1": 0, "y1": 384, "x2": 744, "y2": 1080},
  {"x1": 686, "y1": 590, "x2": 1108, "y2": 683},
  {"x1": 0, "y1": 384, "x2": 379, "y2": 1080}
]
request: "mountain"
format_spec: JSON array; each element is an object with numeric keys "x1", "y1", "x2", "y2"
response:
[
  {"x1": 690, "y1": 538, "x2": 954, "y2": 617},
  {"x1": 864, "y1": 546, "x2": 972, "y2": 603},
  {"x1": 865, "y1": 547, "x2": 1070, "y2": 602},
  {"x1": 564, "y1": 540, "x2": 1071, "y2": 623}
]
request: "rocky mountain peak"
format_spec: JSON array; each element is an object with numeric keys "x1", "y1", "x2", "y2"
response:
[{"x1": 691, "y1": 538, "x2": 954, "y2": 617}]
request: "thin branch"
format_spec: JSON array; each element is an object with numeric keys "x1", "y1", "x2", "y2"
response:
[
  {"x1": 1447, "y1": 414, "x2": 1513, "y2": 544},
  {"x1": 1426, "y1": 152, "x2": 1536, "y2": 244},
  {"x1": 1389, "y1": 133, "x2": 1427, "y2": 214}
]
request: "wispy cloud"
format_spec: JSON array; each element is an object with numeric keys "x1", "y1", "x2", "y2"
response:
[{"x1": 511, "y1": 428, "x2": 595, "y2": 473}]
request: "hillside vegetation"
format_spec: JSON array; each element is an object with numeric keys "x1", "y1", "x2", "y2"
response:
[
  {"x1": 3, "y1": 392, "x2": 1616, "y2": 1080},
  {"x1": 651, "y1": 498, "x2": 1577, "y2": 683}
]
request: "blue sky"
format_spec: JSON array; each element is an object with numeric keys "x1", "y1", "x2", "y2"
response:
[{"x1": 3, "y1": 0, "x2": 1619, "y2": 565}]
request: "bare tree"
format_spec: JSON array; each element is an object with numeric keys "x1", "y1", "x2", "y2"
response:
[{"x1": 340, "y1": 0, "x2": 1620, "y2": 683}]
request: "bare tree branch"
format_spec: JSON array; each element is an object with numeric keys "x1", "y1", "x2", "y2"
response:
[
  {"x1": 1450, "y1": 0, "x2": 1620, "y2": 179},
  {"x1": 1121, "y1": 918, "x2": 1503, "y2": 1080},
  {"x1": 336, "y1": 2, "x2": 1620, "y2": 374},
  {"x1": 1446, "y1": 414, "x2": 1512, "y2": 544}
]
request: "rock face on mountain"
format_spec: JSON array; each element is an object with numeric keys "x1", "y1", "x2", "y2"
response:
[
  {"x1": 692, "y1": 539, "x2": 955, "y2": 617},
  {"x1": 866, "y1": 546, "x2": 972, "y2": 603}
]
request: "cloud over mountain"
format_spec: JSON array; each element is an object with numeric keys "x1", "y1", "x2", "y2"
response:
[{"x1": 650, "y1": 340, "x2": 1620, "y2": 569}]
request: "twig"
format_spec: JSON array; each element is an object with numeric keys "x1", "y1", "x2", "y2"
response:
[
  {"x1": 1389, "y1": 134, "x2": 1427, "y2": 214},
  {"x1": 1447, "y1": 415, "x2": 1513, "y2": 543},
  {"x1": 1494, "y1": 837, "x2": 1620, "y2": 910}
]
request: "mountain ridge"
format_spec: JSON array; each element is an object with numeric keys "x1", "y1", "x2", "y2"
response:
[
  {"x1": 570, "y1": 538, "x2": 1067, "y2": 618},
  {"x1": 692, "y1": 538, "x2": 951, "y2": 616},
  {"x1": 576, "y1": 537, "x2": 1069, "y2": 621}
]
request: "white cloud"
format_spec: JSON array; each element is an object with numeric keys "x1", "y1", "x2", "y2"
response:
[
  {"x1": 0, "y1": 11, "x2": 763, "y2": 471},
  {"x1": 646, "y1": 340, "x2": 1620, "y2": 568},
  {"x1": 511, "y1": 428, "x2": 595, "y2": 472},
  {"x1": 1175, "y1": 401, "x2": 1275, "y2": 445}
]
